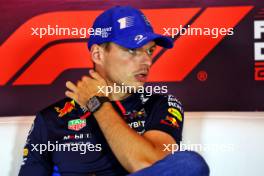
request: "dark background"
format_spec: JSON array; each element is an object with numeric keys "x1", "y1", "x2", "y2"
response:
[{"x1": 1, "y1": 0, "x2": 264, "y2": 116}]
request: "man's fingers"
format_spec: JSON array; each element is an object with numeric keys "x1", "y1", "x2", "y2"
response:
[
  {"x1": 82, "y1": 76, "x2": 91, "y2": 82},
  {"x1": 89, "y1": 69, "x2": 104, "y2": 81},
  {"x1": 65, "y1": 91, "x2": 78, "y2": 101},
  {"x1": 66, "y1": 81, "x2": 78, "y2": 92}
]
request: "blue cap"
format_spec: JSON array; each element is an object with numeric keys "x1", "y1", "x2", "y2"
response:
[{"x1": 88, "y1": 6, "x2": 173, "y2": 50}]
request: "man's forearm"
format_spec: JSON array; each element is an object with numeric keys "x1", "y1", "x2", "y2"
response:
[{"x1": 93, "y1": 102, "x2": 164, "y2": 173}]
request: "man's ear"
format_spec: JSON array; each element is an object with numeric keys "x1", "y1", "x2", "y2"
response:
[{"x1": 90, "y1": 44, "x2": 105, "y2": 66}]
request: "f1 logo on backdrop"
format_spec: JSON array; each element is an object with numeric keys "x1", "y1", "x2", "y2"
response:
[
  {"x1": 0, "y1": 6, "x2": 253, "y2": 86},
  {"x1": 254, "y1": 20, "x2": 264, "y2": 80}
]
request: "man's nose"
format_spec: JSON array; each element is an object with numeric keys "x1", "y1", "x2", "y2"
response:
[{"x1": 140, "y1": 52, "x2": 152, "y2": 66}]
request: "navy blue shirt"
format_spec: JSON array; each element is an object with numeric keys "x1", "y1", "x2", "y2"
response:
[{"x1": 19, "y1": 93, "x2": 184, "y2": 176}]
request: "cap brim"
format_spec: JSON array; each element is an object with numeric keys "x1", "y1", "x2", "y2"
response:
[{"x1": 112, "y1": 32, "x2": 173, "y2": 49}]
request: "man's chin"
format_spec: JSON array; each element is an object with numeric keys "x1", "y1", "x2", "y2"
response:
[
  {"x1": 121, "y1": 81, "x2": 144, "y2": 91},
  {"x1": 130, "y1": 81, "x2": 145, "y2": 88}
]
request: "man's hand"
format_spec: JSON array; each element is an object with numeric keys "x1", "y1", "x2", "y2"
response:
[{"x1": 65, "y1": 69, "x2": 107, "y2": 107}]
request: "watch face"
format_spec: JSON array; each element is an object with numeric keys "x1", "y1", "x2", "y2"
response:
[{"x1": 87, "y1": 97, "x2": 101, "y2": 112}]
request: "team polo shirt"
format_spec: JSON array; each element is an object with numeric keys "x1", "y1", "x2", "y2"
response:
[{"x1": 19, "y1": 93, "x2": 184, "y2": 176}]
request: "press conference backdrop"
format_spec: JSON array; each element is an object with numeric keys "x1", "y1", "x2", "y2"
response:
[
  {"x1": 0, "y1": 0, "x2": 264, "y2": 116},
  {"x1": 0, "y1": 0, "x2": 264, "y2": 176}
]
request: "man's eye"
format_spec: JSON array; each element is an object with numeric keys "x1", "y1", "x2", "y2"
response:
[{"x1": 146, "y1": 48, "x2": 154, "y2": 56}]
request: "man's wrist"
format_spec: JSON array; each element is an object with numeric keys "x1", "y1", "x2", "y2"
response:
[{"x1": 93, "y1": 101, "x2": 112, "y2": 117}]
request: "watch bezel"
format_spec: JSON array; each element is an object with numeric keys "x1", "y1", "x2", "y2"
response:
[{"x1": 86, "y1": 96, "x2": 109, "y2": 113}]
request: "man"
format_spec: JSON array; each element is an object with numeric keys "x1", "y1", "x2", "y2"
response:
[{"x1": 19, "y1": 6, "x2": 209, "y2": 176}]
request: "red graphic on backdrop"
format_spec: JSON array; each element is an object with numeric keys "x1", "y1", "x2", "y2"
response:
[
  {"x1": 197, "y1": 71, "x2": 208, "y2": 81},
  {"x1": 255, "y1": 62, "x2": 264, "y2": 80},
  {"x1": 0, "y1": 6, "x2": 253, "y2": 85}
]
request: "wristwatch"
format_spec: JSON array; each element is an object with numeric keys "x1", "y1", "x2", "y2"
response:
[{"x1": 86, "y1": 96, "x2": 110, "y2": 113}]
